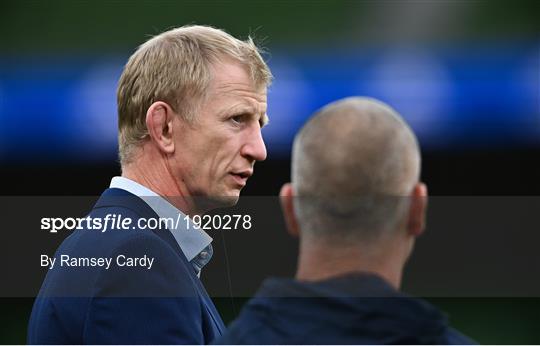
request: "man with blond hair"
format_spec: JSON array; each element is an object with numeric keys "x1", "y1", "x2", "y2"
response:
[
  {"x1": 28, "y1": 25, "x2": 272, "y2": 344},
  {"x1": 216, "y1": 97, "x2": 473, "y2": 344}
]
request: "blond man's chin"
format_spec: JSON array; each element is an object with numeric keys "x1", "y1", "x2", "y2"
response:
[{"x1": 194, "y1": 193, "x2": 240, "y2": 212}]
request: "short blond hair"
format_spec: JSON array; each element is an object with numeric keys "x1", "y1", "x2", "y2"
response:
[{"x1": 117, "y1": 25, "x2": 273, "y2": 165}]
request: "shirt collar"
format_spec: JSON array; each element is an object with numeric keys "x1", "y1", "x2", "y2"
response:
[{"x1": 109, "y1": 176, "x2": 213, "y2": 266}]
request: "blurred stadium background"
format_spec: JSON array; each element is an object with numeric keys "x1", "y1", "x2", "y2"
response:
[{"x1": 1, "y1": 0, "x2": 539, "y2": 343}]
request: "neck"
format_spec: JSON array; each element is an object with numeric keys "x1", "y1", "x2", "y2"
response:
[
  {"x1": 295, "y1": 237, "x2": 406, "y2": 290},
  {"x1": 121, "y1": 151, "x2": 200, "y2": 216}
]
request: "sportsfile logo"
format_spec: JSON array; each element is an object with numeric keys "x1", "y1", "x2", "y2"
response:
[{"x1": 40, "y1": 214, "x2": 181, "y2": 233}]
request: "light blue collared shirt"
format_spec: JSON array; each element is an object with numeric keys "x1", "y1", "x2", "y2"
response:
[{"x1": 109, "y1": 176, "x2": 213, "y2": 276}]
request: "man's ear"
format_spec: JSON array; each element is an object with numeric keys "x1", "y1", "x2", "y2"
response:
[
  {"x1": 145, "y1": 101, "x2": 176, "y2": 154},
  {"x1": 407, "y1": 182, "x2": 428, "y2": 237},
  {"x1": 279, "y1": 183, "x2": 300, "y2": 238}
]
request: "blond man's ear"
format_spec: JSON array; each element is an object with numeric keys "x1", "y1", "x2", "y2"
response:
[
  {"x1": 280, "y1": 183, "x2": 300, "y2": 238},
  {"x1": 145, "y1": 101, "x2": 176, "y2": 155}
]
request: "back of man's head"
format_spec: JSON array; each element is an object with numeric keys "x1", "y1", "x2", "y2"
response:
[{"x1": 290, "y1": 97, "x2": 422, "y2": 245}]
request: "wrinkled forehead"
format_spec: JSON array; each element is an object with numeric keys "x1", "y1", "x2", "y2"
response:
[
  {"x1": 213, "y1": 81, "x2": 267, "y2": 104},
  {"x1": 211, "y1": 65, "x2": 268, "y2": 106}
]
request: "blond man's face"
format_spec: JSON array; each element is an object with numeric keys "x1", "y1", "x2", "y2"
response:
[{"x1": 169, "y1": 59, "x2": 268, "y2": 207}]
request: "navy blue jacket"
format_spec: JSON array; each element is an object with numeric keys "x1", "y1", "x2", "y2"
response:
[
  {"x1": 216, "y1": 273, "x2": 474, "y2": 344},
  {"x1": 28, "y1": 188, "x2": 225, "y2": 344}
]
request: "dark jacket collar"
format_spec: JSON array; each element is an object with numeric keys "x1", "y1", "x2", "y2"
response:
[{"x1": 245, "y1": 272, "x2": 454, "y2": 344}]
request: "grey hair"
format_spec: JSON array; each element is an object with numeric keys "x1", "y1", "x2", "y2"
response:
[{"x1": 292, "y1": 97, "x2": 421, "y2": 242}]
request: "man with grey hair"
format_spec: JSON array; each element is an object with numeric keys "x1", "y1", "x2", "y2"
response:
[
  {"x1": 28, "y1": 25, "x2": 271, "y2": 344},
  {"x1": 216, "y1": 97, "x2": 473, "y2": 344}
]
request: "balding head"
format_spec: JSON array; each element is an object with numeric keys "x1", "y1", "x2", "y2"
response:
[{"x1": 291, "y1": 97, "x2": 421, "y2": 242}]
